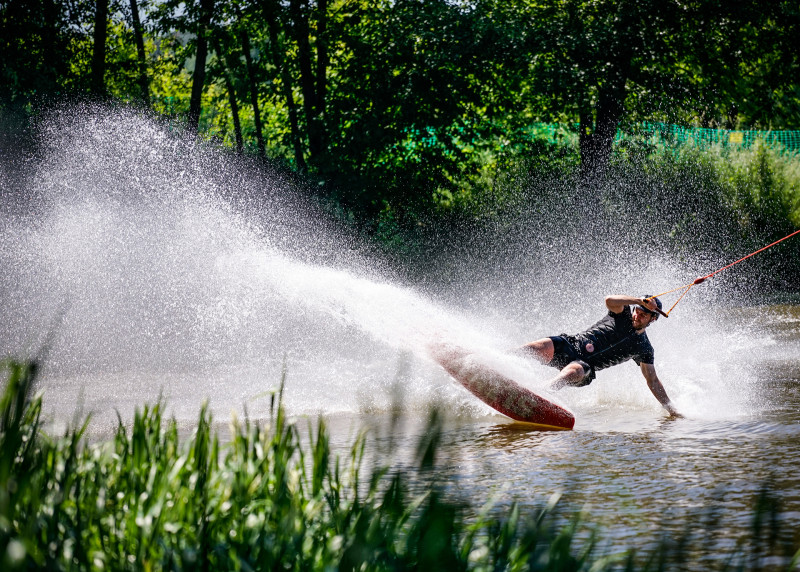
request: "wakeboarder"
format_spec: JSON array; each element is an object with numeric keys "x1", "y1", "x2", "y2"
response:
[{"x1": 520, "y1": 295, "x2": 681, "y2": 417}]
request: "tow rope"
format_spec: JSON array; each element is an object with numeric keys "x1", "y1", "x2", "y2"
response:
[{"x1": 646, "y1": 228, "x2": 800, "y2": 317}]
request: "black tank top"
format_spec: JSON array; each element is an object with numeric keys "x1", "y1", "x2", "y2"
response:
[{"x1": 571, "y1": 306, "x2": 655, "y2": 370}]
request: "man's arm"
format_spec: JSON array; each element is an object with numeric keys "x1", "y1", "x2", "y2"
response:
[
  {"x1": 640, "y1": 362, "x2": 681, "y2": 417},
  {"x1": 605, "y1": 295, "x2": 658, "y2": 314}
]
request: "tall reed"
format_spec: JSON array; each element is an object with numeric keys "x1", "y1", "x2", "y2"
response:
[{"x1": 1, "y1": 360, "x2": 798, "y2": 570}]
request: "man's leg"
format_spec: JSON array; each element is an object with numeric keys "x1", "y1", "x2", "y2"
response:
[
  {"x1": 550, "y1": 361, "x2": 591, "y2": 390},
  {"x1": 518, "y1": 338, "x2": 555, "y2": 364},
  {"x1": 519, "y1": 337, "x2": 592, "y2": 389}
]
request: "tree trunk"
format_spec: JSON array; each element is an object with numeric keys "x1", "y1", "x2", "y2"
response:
[
  {"x1": 227, "y1": 79, "x2": 244, "y2": 154},
  {"x1": 91, "y1": 0, "x2": 109, "y2": 96},
  {"x1": 188, "y1": 0, "x2": 214, "y2": 133},
  {"x1": 129, "y1": 0, "x2": 150, "y2": 104},
  {"x1": 576, "y1": 1, "x2": 634, "y2": 189},
  {"x1": 315, "y1": 0, "x2": 328, "y2": 160},
  {"x1": 212, "y1": 36, "x2": 243, "y2": 153},
  {"x1": 290, "y1": 0, "x2": 323, "y2": 164},
  {"x1": 579, "y1": 91, "x2": 623, "y2": 185},
  {"x1": 579, "y1": 47, "x2": 631, "y2": 186},
  {"x1": 264, "y1": 1, "x2": 306, "y2": 171},
  {"x1": 578, "y1": 110, "x2": 593, "y2": 183},
  {"x1": 41, "y1": 0, "x2": 62, "y2": 90},
  {"x1": 239, "y1": 27, "x2": 266, "y2": 157}
]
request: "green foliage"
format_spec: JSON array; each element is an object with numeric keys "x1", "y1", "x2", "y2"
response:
[
  {"x1": 0, "y1": 0, "x2": 93, "y2": 104},
  {"x1": 716, "y1": 143, "x2": 800, "y2": 232},
  {"x1": 621, "y1": 140, "x2": 800, "y2": 242},
  {"x1": 2, "y1": 0, "x2": 799, "y2": 220}
]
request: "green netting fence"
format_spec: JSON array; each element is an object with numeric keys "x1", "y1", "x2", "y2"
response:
[
  {"x1": 630, "y1": 121, "x2": 800, "y2": 154},
  {"x1": 528, "y1": 121, "x2": 800, "y2": 155}
]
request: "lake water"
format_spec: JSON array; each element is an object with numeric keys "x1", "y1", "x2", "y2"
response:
[{"x1": 316, "y1": 305, "x2": 800, "y2": 567}]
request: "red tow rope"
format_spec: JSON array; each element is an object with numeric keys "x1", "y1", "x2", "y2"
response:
[{"x1": 647, "y1": 228, "x2": 800, "y2": 317}]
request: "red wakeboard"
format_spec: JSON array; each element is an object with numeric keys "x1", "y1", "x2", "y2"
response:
[{"x1": 429, "y1": 343, "x2": 575, "y2": 431}]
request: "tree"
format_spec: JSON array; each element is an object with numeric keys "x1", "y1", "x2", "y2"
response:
[
  {"x1": 188, "y1": 0, "x2": 214, "y2": 132},
  {"x1": 314, "y1": 0, "x2": 528, "y2": 210},
  {"x1": 2, "y1": 0, "x2": 796, "y2": 218},
  {"x1": 520, "y1": 0, "x2": 686, "y2": 184},
  {"x1": 262, "y1": 0, "x2": 306, "y2": 170},
  {"x1": 211, "y1": 34, "x2": 244, "y2": 152},
  {"x1": 236, "y1": 10, "x2": 266, "y2": 156},
  {"x1": 0, "y1": 0, "x2": 81, "y2": 105},
  {"x1": 129, "y1": 0, "x2": 150, "y2": 104},
  {"x1": 91, "y1": 0, "x2": 110, "y2": 96},
  {"x1": 751, "y1": 1, "x2": 800, "y2": 128},
  {"x1": 685, "y1": 0, "x2": 800, "y2": 129},
  {"x1": 517, "y1": 0, "x2": 800, "y2": 184},
  {"x1": 288, "y1": 0, "x2": 328, "y2": 167}
]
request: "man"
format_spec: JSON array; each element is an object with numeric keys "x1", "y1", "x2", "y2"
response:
[{"x1": 520, "y1": 295, "x2": 681, "y2": 417}]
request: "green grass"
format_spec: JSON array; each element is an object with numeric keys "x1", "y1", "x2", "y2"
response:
[{"x1": 1, "y1": 359, "x2": 799, "y2": 570}]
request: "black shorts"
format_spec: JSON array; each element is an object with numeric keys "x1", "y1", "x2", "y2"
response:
[{"x1": 548, "y1": 335, "x2": 595, "y2": 386}]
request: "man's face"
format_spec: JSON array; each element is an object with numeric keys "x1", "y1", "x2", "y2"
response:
[{"x1": 632, "y1": 306, "x2": 657, "y2": 330}]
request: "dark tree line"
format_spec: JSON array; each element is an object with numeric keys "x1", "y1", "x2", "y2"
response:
[{"x1": 1, "y1": 0, "x2": 798, "y2": 213}]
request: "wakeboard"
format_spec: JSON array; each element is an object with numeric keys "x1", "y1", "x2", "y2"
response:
[{"x1": 429, "y1": 343, "x2": 575, "y2": 430}]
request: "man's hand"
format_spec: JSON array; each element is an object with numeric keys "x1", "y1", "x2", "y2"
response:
[
  {"x1": 664, "y1": 401, "x2": 683, "y2": 419},
  {"x1": 641, "y1": 297, "x2": 659, "y2": 314}
]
